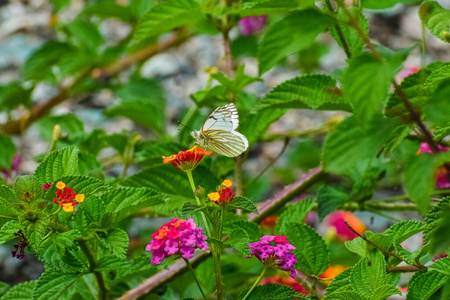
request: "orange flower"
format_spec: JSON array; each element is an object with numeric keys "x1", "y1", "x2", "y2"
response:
[
  {"x1": 75, "y1": 194, "x2": 85, "y2": 202},
  {"x1": 162, "y1": 146, "x2": 213, "y2": 171},
  {"x1": 208, "y1": 192, "x2": 220, "y2": 201},
  {"x1": 62, "y1": 203, "x2": 74, "y2": 212},
  {"x1": 320, "y1": 265, "x2": 347, "y2": 279},
  {"x1": 222, "y1": 180, "x2": 232, "y2": 187},
  {"x1": 261, "y1": 216, "x2": 278, "y2": 227},
  {"x1": 56, "y1": 181, "x2": 66, "y2": 189}
]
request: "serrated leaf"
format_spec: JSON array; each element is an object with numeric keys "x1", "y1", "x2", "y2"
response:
[
  {"x1": 38, "y1": 230, "x2": 85, "y2": 272},
  {"x1": 21, "y1": 217, "x2": 50, "y2": 252},
  {"x1": 134, "y1": 141, "x2": 184, "y2": 163},
  {"x1": 424, "y1": 79, "x2": 450, "y2": 126},
  {"x1": 241, "y1": 0, "x2": 315, "y2": 16},
  {"x1": 345, "y1": 237, "x2": 370, "y2": 257},
  {"x1": 111, "y1": 256, "x2": 155, "y2": 285},
  {"x1": 239, "y1": 109, "x2": 286, "y2": 146},
  {"x1": 95, "y1": 255, "x2": 129, "y2": 271},
  {"x1": 0, "y1": 185, "x2": 19, "y2": 218},
  {"x1": 325, "y1": 268, "x2": 353, "y2": 297},
  {"x1": 225, "y1": 228, "x2": 250, "y2": 256},
  {"x1": 0, "y1": 220, "x2": 21, "y2": 244},
  {"x1": 424, "y1": 63, "x2": 450, "y2": 91},
  {"x1": 330, "y1": 7, "x2": 368, "y2": 57},
  {"x1": 362, "y1": 0, "x2": 417, "y2": 9},
  {"x1": 33, "y1": 271, "x2": 79, "y2": 300},
  {"x1": 1, "y1": 280, "x2": 35, "y2": 300},
  {"x1": 99, "y1": 212, "x2": 116, "y2": 230},
  {"x1": 323, "y1": 115, "x2": 395, "y2": 175},
  {"x1": 226, "y1": 196, "x2": 258, "y2": 214},
  {"x1": 256, "y1": 75, "x2": 349, "y2": 111},
  {"x1": 384, "y1": 220, "x2": 425, "y2": 243},
  {"x1": 407, "y1": 270, "x2": 449, "y2": 300},
  {"x1": 66, "y1": 18, "x2": 104, "y2": 50},
  {"x1": 34, "y1": 147, "x2": 79, "y2": 184},
  {"x1": 343, "y1": 54, "x2": 392, "y2": 123},
  {"x1": 258, "y1": 9, "x2": 331, "y2": 75},
  {"x1": 365, "y1": 231, "x2": 393, "y2": 252},
  {"x1": 99, "y1": 228, "x2": 129, "y2": 258},
  {"x1": 404, "y1": 152, "x2": 450, "y2": 214},
  {"x1": 78, "y1": 152, "x2": 104, "y2": 179},
  {"x1": 223, "y1": 220, "x2": 263, "y2": 242},
  {"x1": 350, "y1": 251, "x2": 391, "y2": 299},
  {"x1": 420, "y1": 1, "x2": 450, "y2": 43},
  {"x1": 424, "y1": 196, "x2": 450, "y2": 244},
  {"x1": 43, "y1": 175, "x2": 108, "y2": 203},
  {"x1": 325, "y1": 291, "x2": 364, "y2": 300},
  {"x1": 370, "y1": 285, "x2": 401, "y2": 300},
  {"x1": 131, "y1": 0, "x2": 203, "y2": 45},
  {"x1": 239, "y1": 283, "x2": 310, "y2": 300},
  {"x1": 275, "y1": 198, "x2": 315, "y2": 235},
  {"x1": 317, "y1": 186, "x2": 349, "y2": 221},
  {"x1": 13, "y1": 175, "x2": 43, "y2": 202},
  {"x1": 429, "y1": 257, "x2": 450, "y2": 276},
  {"x1": 285, "y1": 223, "x2": 329, "y2": 276}
]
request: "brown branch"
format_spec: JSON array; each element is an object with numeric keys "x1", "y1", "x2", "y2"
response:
[
  {"x1": 386, "y1": 266, "x2": 422, "y2": 273},
  {"x1": 117, "y1": 166, "x2": 324, "y2": 300},
  {"x1": 1, "y1": 32, "x2": 192, "y2": 135}
]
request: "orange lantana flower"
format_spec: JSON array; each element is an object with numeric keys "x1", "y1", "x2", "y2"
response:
[{"x1": 162, "y1": 146, "x2": 212, "y2": 171}]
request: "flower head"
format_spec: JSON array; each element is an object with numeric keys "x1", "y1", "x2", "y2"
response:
[
  {"x1": 42, "y1": 182, "x2": 52, "y2": 190},
  {"x1": 53, "y1": 182, "x2": 85, "y2": 212},
  {"x1": 239, "y1": 16, "x2": 267, "y2": 35},
  {"x1": 162, "y1": 146, "x2": 212, "y2": 172},
  {"x1": 261, "y1": 276, "x2": 308, "y2": 295},
  {"x1": 208, "y1": 179, "x2": 235, "y2": 205},
  {"x1": 417, "y1": 143, "x2": 450, "y2": 189},
  {"x1": 246, "y1": 235, "x2": 297, "y2": 278},
  {"x1": 146, "y1": 218, "x2": 208, "y2": 265},
  {"x1": 328, "y1": 211, "x2": 365, "y2": 241},
  {"x1": 320, "y1": 265, "x2": 347, "y2": 279},
  {"x1": 11, "y1": 230, "x2": 29, "y2": 260}
]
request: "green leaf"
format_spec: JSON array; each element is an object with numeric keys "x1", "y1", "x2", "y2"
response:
[
  {"x1": 407, "y1": 270, "x2": 449, "y2": 300},
  {"x1": 343, "y1": 54, "x2": 392, "y2": 123},
  {"x1": 22, "y1": 41, "x2": 73, "y2": 82},
  {"x1": 131, "y1": 0, "x2": 203, "y2": 46},
  {"x1": 122, "y1": 165, "x2": 218, "y2": 198},
  {"x1": 424, "y1": 196, "x2": 450, "y2": 245},
  {"x1": 317, "y1": 185, "x2": 349, "y2": 221},
  {"x1": 0, "y1": 82, "x2": 33, "y2": 111},
  {"x1": 285, "y1": 223, "x2": 329, "y2": 276},
  {"x1": 258, "y1": 9, "x2": 331, "y2": 75},
  {"x1": 79, "y1": 129, "x2": 108, "y2": 156},
  {"x1": 420, "y1": 1, "x2": 450, "y2": 43},
  {"x1": 350, "y1": 252, "x2": 397, "y2": 299},
  {"x1": 256, "y1": 75, "x2": 350, "y2": 111},
  {"x1": 424, "y1": 63, "x2": 450, "y2": 91},
  {"x1": 429, "y1": 257, "x2": 450, "y2": 276},
  {"x1": 226, "y1": 196, "x2": 258, "y2": 214},
  {"x1": 211, "y1": 65, "x2": 262, "y2": 96},
  {"x1": 0, "y1": 220, "x2": 21, "y2": 244},
  {"x1": 241, "y1": 0, "x2": 315, "y2": 16},
  {"x1": 239, "y1": 283, "x2": 310, "y2": 300},
  {"x1": 322, "y1": 115, "x2": 395, "y2": 175},
  {"x1": 21, "y1": 216, "x2": 50, "y2": 252},
  {"x1": 370, "y1": 284, "x2": 402, "y2": 300},
  {"x1": 105, "y1": 79, "x2": 166, "y2": 134},
  {"x1": 34, "y1": 147, "x2": 79, "y2": 184},
  {"x1": 404, "y1": 151, "x2": 450, "y2": 214},
  {"x1": 345, "y1": 237, "x2": 370, "y2": 257},
  {"x1": 225, "y1": 229, "x2": 250, "y2": 256},
  {"x1": 384, "y1": 220, "x2": 426, "y2": 244},
  {"x1": 0, "y1": 185, "x2": 19, "y2": 218},
  {"x1": 0, "y1": 134, "x2": 16, "y2": 170},
  {"x1": 99, "y1": 228, "x2": 129, "y2": 258},
  {"x1": 362, "y1": 0, "x2": 418, "y2": 9},
  {"x1": 1, "y1": 280, "x2": 35, "y2": 300},
  {"x1": 135, "y1": 141, "x2": 184, "y2": 163},
  {"x1": 365, "y1": 231, "x2": 393, "y2": 252},
  {"x1": 324, "y1": 268, "x2": 352, "y2": 297},
  {"x1": 223, "y1": 220, "x2": 263, "y2": 242},
  {"x1": 13, "y1": 175, "x2": 43, "y2": 203},
  {"x1": 424, "y1": 79, "x2": 450, "y2": 126},
  {"x1": 275, "y1": 198, "x2": 315, "y2": 235},
  {"x1": 325, "y1": 291, "x2": 364, "y2": 300},
  {"x1": 38, "y1": 230, "x2": 85, "y2": 273},
  {"x1": 43, "y1": 175, "x2": 108, "y2": 203},
  {"x1": 35, "y1": 114, "x2": 84, "y2": 142},
  {"x1": 78, "y1": 152, "x2": 104, "y2": 179},
  {"x1": 82, "y1": 0, "x2": 133, "y2": 23},
  {"x1": 66, "y1": 18, "x2": 104, "y2": 50},
  {"x1": 95, "y1": 256, "x2": 129, "y2": 271},
  {"x1": 33, "y1": 271, "x2": 79, "y2": 300},
  {"x1": 239, "y1": 109, "x2": 286, "y2": 146},
  {"x1": 330, "y1": 7, "x2": 368, "y2": 57}
]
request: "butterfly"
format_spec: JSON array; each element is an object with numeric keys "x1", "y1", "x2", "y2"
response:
[{"x1": 191, "y1": 103, "x2": 249, "y2": 157}]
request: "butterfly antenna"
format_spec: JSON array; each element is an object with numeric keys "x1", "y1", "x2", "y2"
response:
[{"x1": 177, "y1": 120, "x2": 194, "y2": 132}]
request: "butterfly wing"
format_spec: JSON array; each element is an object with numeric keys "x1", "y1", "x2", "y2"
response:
[
  {"x1": 202, "y1": 130, "x2": 248, "y2": 157},
  {"x1": 201, "y1": 103, "x2": 239, "y2": 132}
]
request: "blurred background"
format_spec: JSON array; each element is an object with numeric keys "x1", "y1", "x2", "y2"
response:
[{"x1": 0, "y1": 0, "x2": 449, "y2": 298}]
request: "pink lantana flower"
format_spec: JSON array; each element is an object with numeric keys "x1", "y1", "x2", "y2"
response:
[
  {"x1": 146, "y1": 218, "x2": 208, "y2": 265},
  {"x1": 246, "y1": 235, "x2": 298, "y2": 278},
  {"x1": 417, "y1": 143, "x2": 450, "y2": 189},
  {"x1": 239, "y1": 16, "x2": 267, "y2": 35},
  {"x1": 261, "y1": 276, "x2": 308, "y2": 295},
  {"x1": 328, "y1": 211, "x2": 366, "y2": 241}
]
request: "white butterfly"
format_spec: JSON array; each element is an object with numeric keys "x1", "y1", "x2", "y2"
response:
[{"x1": 191, "y1": 103, "x2": 249, "y2": 157}]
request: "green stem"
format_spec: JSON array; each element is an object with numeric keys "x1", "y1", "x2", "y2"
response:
[
  {"x1": 212, "y1": 250, "x2": 225, "y2": 300},
  {"x1": 0, "y1": 214, "x2": 18, "y2": 220},
  {"x1": 219, "y1": 206, "x2": 224, "y2": 240},
  {"x1": 185, "y1": 170, "x2": 211, "y2": 237},
  {"x1": 242, "y1": 266, "x2": 268, "y2": 300},
  {"x1": 372, "y1": 189, "x2": 450, "y2": 203},
  {"x1": 183, "y1": 258, "x2": 207, "y2": 300},
  {"x1": 49, "y1": 206, "x2": 62, "y2": 216},
  {"x1": 79, "y1": 240, "x2": 107, "y2": 300}
]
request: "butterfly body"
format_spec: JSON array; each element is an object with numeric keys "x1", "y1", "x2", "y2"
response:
[{"x1": 190, "y1": 104, "x2": 248, "y2": 157}]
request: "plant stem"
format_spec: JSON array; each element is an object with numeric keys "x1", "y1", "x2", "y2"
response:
[
  {"x1": 79, "y1": 240, "x2": 107, "y2": 300},
  {"x1": 212, "y1": 249, "x2": 225, "y2": 299},
  {"x1": 241, "y1": 266, "x2": 267, "y2": 300},
  {"x1": 185, "y1": 170, "x2": 212, "y2": 237},
  {"x1": 325, "y1": 0, "x2": 352, "y2": 58},
  {"x1": 372, "y1": 189, "x2": 450, "y2": 203},
  {"x1": 183, "y1": 258, "x2": 207, "y2": 300}
]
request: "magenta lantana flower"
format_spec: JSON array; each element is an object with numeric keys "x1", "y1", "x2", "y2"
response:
[
  {"x1": 239, "y1": 16, "x2": 267, "y2": 35},
  {"x1": 247, "y1": 235, "x2": 298, "y2": 278},
  {"x1": 146, "y1": 218, "x2": 208, "y2": 265},
  {"x1": 417, "y1": 143, "x2": 450, "y2": 189}
]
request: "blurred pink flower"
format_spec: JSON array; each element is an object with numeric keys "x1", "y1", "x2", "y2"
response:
[
  {"x1": 261, "y1": 275, "x2": 308, "y2": 294},
  {"x1": 328, "y1": 211, "x2": 366, "y2": 241},
  {"x1": 400, "y1": 66, "x2": 419, "y2": 79},
  {"x1": 239, "y1": 16, "x2": 267, "y2": 35},
  {"x1": 417, "y1": 143, "x2": 450, "y2": 189}
]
